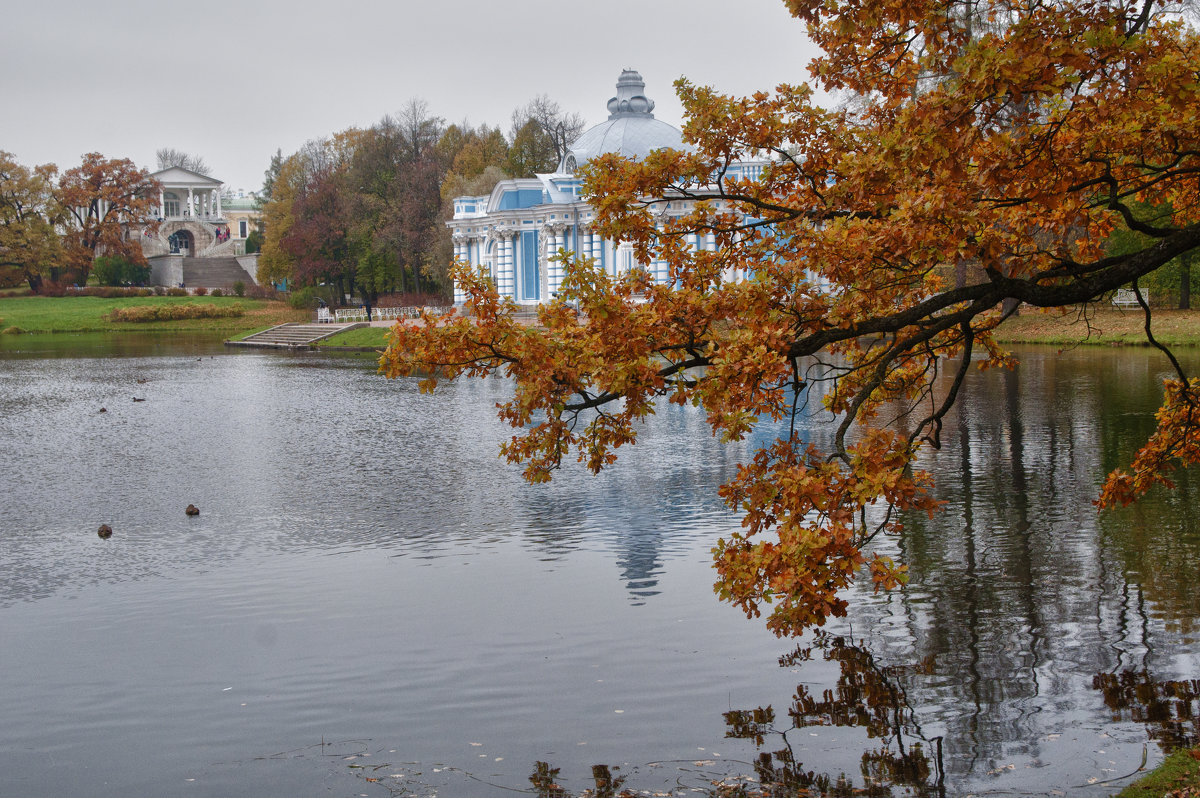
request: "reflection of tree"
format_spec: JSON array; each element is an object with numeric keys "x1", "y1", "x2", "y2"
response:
[
  {"x1": 1093, "y1": 670, "x2": 1200, "y2": 751},
  {"x1": 1098, "y1": 471, "x2": 1200, "y2": 639},
  {"x1": 528, "y1": 761, "x2": 628, "y2": 798},
  {"x1": 872, "y1": 348, "x2": 1200, "y2": 776},
  {"x1": 505, "y1": 637, "x2": 947, "y2": 798},
  {"x1": 722, "y1": 634, "x2": 944, "y2": 797}
]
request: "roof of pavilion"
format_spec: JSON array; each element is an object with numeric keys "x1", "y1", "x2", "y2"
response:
[{"x1": 150, "y1": 166, "x2": 223, "y2": 187}]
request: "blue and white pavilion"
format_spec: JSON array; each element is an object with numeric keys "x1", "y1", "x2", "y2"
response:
[{"x1": 447, "y1": 70, "x2": 768, "y2": 305}]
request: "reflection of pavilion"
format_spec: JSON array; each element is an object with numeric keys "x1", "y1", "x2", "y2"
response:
[
  {"x1": 138, "y1": 166, "x2": 259, "y2": 288},
  {"x1": 615, "y1": 533, "x2": 666, "y2": 603}
]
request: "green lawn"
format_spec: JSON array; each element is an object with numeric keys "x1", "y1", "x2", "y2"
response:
[
  {"x1": 1113, "y1": 747, "x2": 1200, "y2": 798},
  {"x1": 317, "y1": 326, "x2": 392, "y2": 348},
  {"x1": 0, "y1": 295, "x2": 307, "y2": 335}
]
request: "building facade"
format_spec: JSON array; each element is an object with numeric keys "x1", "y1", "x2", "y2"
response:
[
  {"x1": 138, "y1": 167, "x2": 261, "y2": 288},
  {"x1": 447, "y1": 70, "x2": 768, "y2": 306}
]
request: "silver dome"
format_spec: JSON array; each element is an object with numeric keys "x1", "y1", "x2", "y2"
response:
[{"x1": 560, "y1": 70, "x2": 687, "y2": 173}]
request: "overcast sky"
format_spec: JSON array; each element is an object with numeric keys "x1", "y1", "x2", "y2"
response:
[{"x1": 2, "y1": 0, "x2": 823, "y2": 193}]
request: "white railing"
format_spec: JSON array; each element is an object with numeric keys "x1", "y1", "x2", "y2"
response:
[
  {"x1": 326, "y1": 306, "x2": 452, "y2": 323},
  {"x1": 162, "y1": 212, "x2": 226, "y2": 222},
  {"x1": 1112, "y1": 288, "x2": 1144, "y2": 307}
]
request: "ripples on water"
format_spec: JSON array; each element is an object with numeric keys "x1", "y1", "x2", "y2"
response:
[{"x1": 0, "y1": 342, "x2": 1197, "y2": 797}]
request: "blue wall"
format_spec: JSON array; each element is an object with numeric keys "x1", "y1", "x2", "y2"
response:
[
  {"x1": 521, "y1": 230, "x2": 539, "y2": 300},
  {"x1": 498, "y1": 189, "x2": 546, "y2": 211}
]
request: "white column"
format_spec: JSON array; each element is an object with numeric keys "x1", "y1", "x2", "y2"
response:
[
  {"x1": 582, "y1": 228, "x2": 593, "y2": 264},
  {"x1": 452, "y1": 238, "x2": 465, "y2": 303},
  {"x1": 548, "y1": 226, "x2": 561, "y2": 297},
  {"x1": 499, "y1": 235, "x2": 507, "y2": 297},
  {"x1": 159, "y1": 189, "x2": 165, "y2": 218},
  {"x1": 510, "y1": 233, "x2": 519, "y2": 299},
  {"x1": 215, "y1": 190, "x2": 222, "y2": 219},
  {"x1": 654, "y1": 224, "x2": 667, "y2": 285},
  {"x1": 501, "y1": 233, "x2": 515, "y2": 299},
  {"x1": 187, "y1": 187, "x2": 194, "y2": 217}
]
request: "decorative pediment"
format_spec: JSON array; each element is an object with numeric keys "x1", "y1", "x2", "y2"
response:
[{"x1": 150, "y1": 166, "x2": 223, "y2": 188}]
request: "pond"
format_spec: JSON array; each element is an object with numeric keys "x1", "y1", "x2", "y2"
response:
[{"x1": 0, "y1": 338, "x2": 1197, "y2": 797}]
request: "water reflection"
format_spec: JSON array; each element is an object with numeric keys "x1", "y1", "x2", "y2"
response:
[
  {"x1": 2, "y1": 343, "x2": 1199, "y2": 798},
  {"x1": 1093, "y1": 670, "x2": 1200, "y2": 752},
  {"x1": 528, "y1": 761, "x2": 627, "y2": 798},
  {"x1": 844, "y1": 346, "x2": 1200, "y2": 791},
  {"x1": 502, "y1": 636, "x2": 944, "y2": 798},
  {"x1": 722, "y1": 633, "x2": 943, "y2": 797},
  {"x1": 0, "y1": 331, "x2": 229, "y2": 359}
]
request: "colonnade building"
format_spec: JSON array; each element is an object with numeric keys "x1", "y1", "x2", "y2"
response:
[
  {"x1": 137, "y1": 166, "x2": 261, "y2": 288},
  {"x1": 447, "y1": 70, "x2": 767, "y2": 306}
]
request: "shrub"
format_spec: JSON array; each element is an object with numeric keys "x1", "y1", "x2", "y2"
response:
[
  {"x1": 288, "y1": 286, "x2": 316, "y2": 310},
  {"x1": 153, "y1": 285, "x2": 166, "y2": 296},
  {"x1": 244, "y1": 230, "x2": 264, "y2": 254},
  {"x1": 1, "y1": 326, "x2": 23, "y2": 335},
  {"x1": 245, "y1": 283, "x2": 277, "y2": 300},
  {"x1": 287, "y1": 284, "x2": 341, "y2": 309},
  {"x1": 232, "y1": 280, "x2": 245, "y2": 297},
  {"x1": 210, "y1": 288, "x2": 223, "y2": 297},
  {"x1": 93, "y1": 256, "x2": 150, "y2": 287},
  {"x1": 167, "y1": 287, "x2": 188, "y2": 297},
  {"x1": 193, "y1": 286, "x2": 208, "y2": 296},
  {"x1": 104, "y1": 303, "x2": 245, "y2": 322}
]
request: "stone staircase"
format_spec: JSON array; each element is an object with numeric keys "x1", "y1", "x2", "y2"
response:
[
  {"x1": 227, "y1": 322, "x2": 365, "y2": 349},
  {"x1": 182, "y1": 256, "x2": 253, "y2": 289}
]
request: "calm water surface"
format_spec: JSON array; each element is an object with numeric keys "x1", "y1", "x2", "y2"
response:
[{"x1": 0, "y1": 337, "x2": 1197, "y2": 797}]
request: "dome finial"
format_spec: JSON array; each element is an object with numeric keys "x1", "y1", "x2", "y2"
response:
[{"x1": 606, "y1": 69, "x2": 656, "y2": 120}]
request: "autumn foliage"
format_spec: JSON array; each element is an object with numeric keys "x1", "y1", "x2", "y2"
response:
[
  {"x1": 57, "y1": 153, "x2": 160, "y2": 285},
  {"x1": 382, "y1": 0, "x2": 1200, "y2": 635}
]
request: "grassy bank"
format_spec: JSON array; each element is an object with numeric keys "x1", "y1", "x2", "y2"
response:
[
  {"x1": 10, "y1": 296, "x2": 1196, "y2": 349},
  {"x1": 994, "y1": 307, "x2": 1200, "y2": 346},
  {"x1": 317, "y1": 306, "x2": 1200, "y2": 351},
  {"x1": 317, "y1": 325, "x2": 392, "y2": 349},
  {"x1": 1114, "y1": 746, "x2": 1200, "y2": 798},
  {"x1": 0, "y1": 295, "x2": 308, "y2": 335}
]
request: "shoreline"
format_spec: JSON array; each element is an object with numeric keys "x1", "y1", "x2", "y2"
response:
[
  {"x1": 4, "y1": 299, "x2": 1200, "y2": 353},
  {"x1": 308, "y1": 306, "x2": 1200, "y2": 352}
]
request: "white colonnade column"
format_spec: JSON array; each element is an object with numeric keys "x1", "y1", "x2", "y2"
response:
[
  {"x1": 452, "y1": 237, "x2": 465, "y2": 304},
  {"x1": 500, "y1": 232, "x2": 515, "y2": 299},
  {"x1": 547, "y1": 224, "x2": 562, "y2": 298}
]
